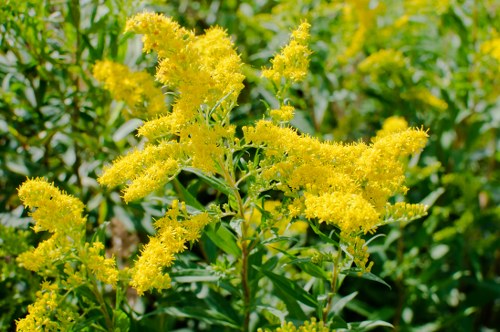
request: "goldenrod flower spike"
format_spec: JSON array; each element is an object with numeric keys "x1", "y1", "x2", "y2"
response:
[
  {"x1": 262, "y1": 21, "x2": 312, "y2": 85},
  {"x1": 376, "y1": 116, "x2": 409, "y2": 137},
  {"x1": 93, "y1": 60, "x2": 166, "y2": 118},
  {"x1": 17, "y1": 179, "x2": 86, "y2": 274},
  {"x1": 481, "y1": 37, "x2": 500, "y2": 62},
  {"x1": 130, "y1": 201, "x2": 212, "y2": 295},
  {"x1": 16, "y1": 282, "x2": 78, "y2": 332},
  {"x1": 125, "y1": 12, "x2": 244, "y2": 131},
  {"x1": 244, "y1": 119, "x2": 428, "y2": 262}
]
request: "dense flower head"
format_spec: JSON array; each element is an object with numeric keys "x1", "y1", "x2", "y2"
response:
[
  {"x1": 244, "y1": 120, "x2": 428, "y2": 241},
  {"x1": 481, "y1": 37, "x2": 500, "y2": 62},
  {"x1": 17, "y1": 178, "x2": 120, "y2": 287},
  {"x1": 98, "y1": 141, "x2": 184, "y2": 202},
  {"x1": 125, "y1": 12, "x2": 244, "y2": 134},
  {"x1": 130, "y1": 200, "x2": 212, "y2": 295},
  {"x1": 262, "y1": 22, "x2": 312, "y2": 85},
  {"x1": 93, "y1": 60, "x2": 166, "y2": 118},
  {"x1": 16, "y1": 282, "x2": 78, "y2": 332},
  {"x1": 99, "y1": 14, "x2": 245, "y2": 202},
  {"x1": 82, "y1": 242, "x2": 120, "y2": 287},
  {"x1": 377, "y1": 116, "x2": 408, "y2": 137},
  {"x1": 17, "y1": 178, "x2": 86, "y2": 235},
  {"x1": 358, "y1": 49, "x2": 406, "y2": 75},
  {"x1": 270, "y1": 105, "x2": 295, "y2": 122},
  {"x1": 17, "y1": 179, "x2": 86, "y2": 274}
]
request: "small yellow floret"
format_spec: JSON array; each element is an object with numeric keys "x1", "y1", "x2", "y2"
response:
[
  {"x1": 93, "y1": 60, "x2": 166, "y2": 118},
  {"x1": 376, "y1": 116, "x2": 409, "y2": 137},
  {"x1": 262, "y1": 22, "x2": 312, "y2": 85},
  {"x1": 130, "y1": 203, "x2": 212, "y2": 295}
]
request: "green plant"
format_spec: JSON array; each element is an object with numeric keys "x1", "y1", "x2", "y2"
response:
[{"x1": 10, "y1": 12, "x2": 429, "y2": 331}]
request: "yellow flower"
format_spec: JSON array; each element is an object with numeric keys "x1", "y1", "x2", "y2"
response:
[
  {"x1": 93, "y1": 60, "x2": 166, "y2": 119},
  {"x1": 384, "y1": 202, "x2": 428, "y2": 224},
  {"x1": 84, "y1": 242, "x2": 120, "y2": 287},
  {"x1": 358, "y1": 49, "x2": 407, "y2": 77},
  {"x1": 376, "y1": 116, "x2": 409, "y2": 137},
  {"x1": 16, "y1": 282, "x2": 78, "y2": 332},
  {"x1": 304, "y1": 192, "x2": 379, "y2": 234},
  {"x1": 262, "y1": 22, "x2": 312, "y2": 85},
  {"x1": 17, "y1": 179, "x2": 86, "y2": 274},
  {"x1": 244, "y1": 119, "x2": 428, "y2": 255},
  {"x1": 258, "y1": 317, "x2": 329, "y2": 332},
  {"x1": 481, "y1": 37, "x2": 500, "y2": 62},
  {"x1": 130, "y1": 201, "x2": 212, "y2": 295},
  {"x1": 270, "y1": 105, "x2": 295, "y2": 122},
  {"x1": 126, "y1": 12, "x2": 244, "y2": 132},
  {"x1": 98, "y1": 141, "x2": 184, "y2": 202},
  {"x1": 401, "y1": 87, "x2": 448, "y2": 111}
]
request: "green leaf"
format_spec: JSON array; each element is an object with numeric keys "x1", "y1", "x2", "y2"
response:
[
  {"x1": 261, "y1": 236, "x2": 299, "y2": 245},
  {"x1": 155, "y1": 306, "x2": 240, "y2": 329},
  {"x1": 170, "y1": 269, "x2": 220, "y2": 283},
  {"x1": 113, "y1": 309, "x2": 130, "y2": 332},
  {"x1": 91, "y1": 221, "x2": 109, "y2": 245},
  {"x1": 348, "y1": 320, "x2": 394, "y2": 331},
  {"x1": 205, "y1": 222, "x2": 241, "y2": 256},
  {"x1": 172, "y1": 178, "x2": 204, "y2": 211},
  {"x1": 330, "y1": 291, "x2": 358, "y2": 316},
  {"x1": 341, "y1": 268, "x2": 392, "y2": 290},
  {"x1": 420, "y1": 187, "x2": 445, "y2": 207},
  {"x1": 256, "y1": 266, "x2": 318, "y2": 308},
  {"x1": 309, "y1": 221, "x2": 339, "y2": 245},
  {"x1": 286, "y1": 260, "x2": 329, "y2": 282},
  {"x1": 330, "y1": 315, "x2": 348, "y2": 329},
  {"x1": 112, "y1": 119, "x2": 142, "y2": 142},
  {"x1": 183, "y1": 167, "x2": 234, "y2": 197}
]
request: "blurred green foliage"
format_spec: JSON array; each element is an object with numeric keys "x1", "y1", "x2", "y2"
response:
[{"x1": 1, "y1": 0, "x2": 499, "y2": 331}]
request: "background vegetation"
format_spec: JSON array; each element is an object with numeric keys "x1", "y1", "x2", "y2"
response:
[{"x1": 1, "y1": 0, "x2": 499, "y2": 331}]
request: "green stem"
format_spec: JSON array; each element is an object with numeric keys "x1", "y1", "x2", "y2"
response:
[
  {"x1": 323, "y1": 248, "x2": 342, "y2": 322},
  {"x1": 220, "y1": 156, "x2": 251, "y2": 332},
  {"x1": 89, "y1": 277, "x2": 114, "y2": 331}
]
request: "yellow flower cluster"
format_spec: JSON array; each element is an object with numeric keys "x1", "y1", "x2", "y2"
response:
[
  {"x1": 358, "y1": 49, "x2": 407, "y2": 84},
  {"x1": 270, "y1": 105, "x2": 295, "y2": 123},
  {"x1": 262, "y1": 22, "x2": 312, "y2": 85},
  {"x1": 17, "y1": 178, "x2": 119, "y2": 284},
  {"x1": 384, "y1": 202, "x2": 428, "y2": 224},
  {"x1": 93, "y1": 60, "x2": 166, "y2": 119},
  {"x1": 258, "y1": 318, "x2": 329, "y2": 332},
  {"x1": 99, "y1": 13, "x2": 245, "y2": 201},
  {"x1": 99, "y1": 141, "x2": 184, "y2": 202},
  {"x1": 481, "y1": 37, "x2": 500, "y2": 62},
  {"x1": 401, "y1": 87, "x2": 448, "y2": 111},
  {"x1": 376, "y1": 116, "x2": 408, "y2": 137},
  {"x1": 130, "y1": 200, "x2": 212, "y2": 295},
  {"x1": 17, "y1": 282, "x2": 78, "y2": 332},
  {"x1": 17, "y1": 178, "x2": 86, "y2": 274},
  {"x1": 342, "y1": 232, "x2": 373, "y2": 273},
  {"x1": 83, "y1": 242, "x2": 120, "y2": 286},
  {"x1": 243, "y1": 120, "x2": 428, "y2": 263},
  {"x1": 126, "y1": 12, "x2": 244, "y2": 135}
]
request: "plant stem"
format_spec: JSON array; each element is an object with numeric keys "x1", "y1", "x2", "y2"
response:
[
  {"x1": 90, "y1": 277, "x2": 114, "y2": 331},
  {"x1": 220, "y1": 156, "x2": 251, "y2": 332},
  {"x1": 323, "y1": 248, "x2": 342, "y2": 322},
  {"x1": 393, "y1": 224, "x2": 405, "y2": 331}
]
